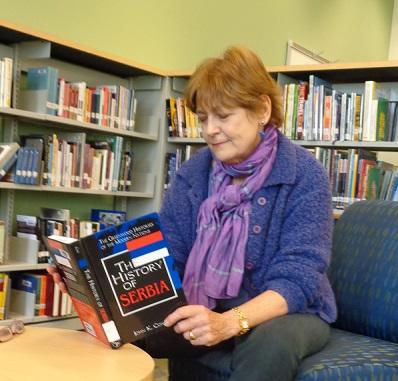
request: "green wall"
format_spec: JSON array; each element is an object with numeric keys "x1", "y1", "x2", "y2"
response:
[{"x1": 0, "y1": 0, "x2": 394, "y2": 71}]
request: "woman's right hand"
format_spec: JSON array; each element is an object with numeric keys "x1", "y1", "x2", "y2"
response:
[{"x1": 47, "y1": 266, "x2": 68, "y2": 293}]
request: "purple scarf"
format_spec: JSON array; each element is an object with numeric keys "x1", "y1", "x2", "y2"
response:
[{"x1": 183, "y1": 126, "x2": 279, "y2": 308}]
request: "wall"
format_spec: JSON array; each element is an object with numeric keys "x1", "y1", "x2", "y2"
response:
[
  {"x1": 0, "y1": 0, "x2": 394, "y2": 72},
  {"x1": 389, "y1": 0, "x2": 398, "y2": 59}
]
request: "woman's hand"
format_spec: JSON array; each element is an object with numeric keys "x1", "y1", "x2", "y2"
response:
[
  {"x1": 47, "y1": 266, "x2": 68, "y2": 293},
  {"x1": 163, "y1": 305, "x2": 240, "y2": 346}
]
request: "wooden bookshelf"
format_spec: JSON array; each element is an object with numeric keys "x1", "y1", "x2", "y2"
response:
[{"x1": 0, "y1": 21, "x2": 168, "y2": 328}]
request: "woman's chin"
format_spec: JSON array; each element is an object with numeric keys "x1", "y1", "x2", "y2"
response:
[{"x1": 211, "y1": 151, "x2": 241, "y2": 164}]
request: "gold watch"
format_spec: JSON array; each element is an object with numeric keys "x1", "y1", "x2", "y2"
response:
[{"x1": 231, "y1": 307, "x2": 250, "y2": 335}]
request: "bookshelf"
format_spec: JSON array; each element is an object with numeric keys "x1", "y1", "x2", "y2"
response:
[
  {"x1": 0, "y1": 21, "x2": 168, "y2": 328},
  {"x1": 270, "y1": 62, "x2": 398, "y2": 212},
  {"x1": 166, "y1": 61, "x2": 398, "y2": 214}
]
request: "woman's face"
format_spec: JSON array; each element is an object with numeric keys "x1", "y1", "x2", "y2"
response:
[{"x1": 197, "y1": 107, "x2": 267, "y2": 164}]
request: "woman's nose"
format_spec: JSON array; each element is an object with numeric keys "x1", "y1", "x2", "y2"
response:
[{"x1": 204, "y1": 117, "x2": 220, "y2": 136}]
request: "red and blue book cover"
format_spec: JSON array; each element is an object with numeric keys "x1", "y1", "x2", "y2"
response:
[{"x1": 45, "y1": 212, "x2": 186, "y2": 348}]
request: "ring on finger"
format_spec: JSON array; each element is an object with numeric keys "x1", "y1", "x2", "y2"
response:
[{"x1": 189, "y1": 330, "x2": 197, "y2": 341}]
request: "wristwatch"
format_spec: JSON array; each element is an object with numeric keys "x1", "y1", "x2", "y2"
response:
[{"x1": 231, "y1": 307, "x2": 250, "y2": 335}]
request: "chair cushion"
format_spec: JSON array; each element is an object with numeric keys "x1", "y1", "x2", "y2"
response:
[
  {"x1": 330, "y1": 201, "x2": 398, "y2": 342},
  {"x1": 169, "y1": 329, "x2": 398, "y2": 381},
  {"x1": 297, "y1": 328, "x2": 398, "y2": 381}
]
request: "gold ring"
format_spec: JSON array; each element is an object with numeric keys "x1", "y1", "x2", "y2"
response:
[{"x1": 188, "y1": 330, "x2": 197, "y2": 340}]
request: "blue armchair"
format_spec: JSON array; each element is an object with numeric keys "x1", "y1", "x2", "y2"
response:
[{"x1": 169, "y1": 200, "x2": 398, "y2": 380}]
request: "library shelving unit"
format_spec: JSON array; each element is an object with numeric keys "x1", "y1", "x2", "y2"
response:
[
  {"x1": 167, "y1": 61, "x2": 398, "y2": 217},
  {"x1": 162, "y1": 77, "x2": 205, "y2": 191},
  {"x1": 0, "y1": 20, "x2": 170, "y2": 328},
  {"x1": 268, "y1": 62, "x2": 398, "y2": 215}
]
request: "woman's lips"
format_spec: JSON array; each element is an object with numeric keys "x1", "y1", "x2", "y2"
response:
[{"x1": 211, "y1": 141, "x2": 227, "y2": 147}]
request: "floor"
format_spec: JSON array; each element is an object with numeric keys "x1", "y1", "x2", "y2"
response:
[{"x1": 154, "y1": 359, "x2": 169, "y2": 381}]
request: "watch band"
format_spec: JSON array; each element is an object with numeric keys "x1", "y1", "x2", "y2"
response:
[{"x1": 231, "y1": 307, "x2": 250, "y2": 335}]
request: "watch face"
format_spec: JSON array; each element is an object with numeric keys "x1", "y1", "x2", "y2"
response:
[{"x1": 241, "y1": 320, "x2": 249, "y2": 330}]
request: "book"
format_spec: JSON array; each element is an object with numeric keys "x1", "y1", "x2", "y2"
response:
[
  {"x1": 0, "y1": 219, "x2": 5, "y2": 265},
  {"x1": 43, "y1": 212, "x2": 186, "y2": 348},
  {"x1": 22, "y1": 66, "x2": 59, "y2": 115},
  {"x1": 10, "y1": 272, "x2": 39, "y2": 317},
  {"x1": 0, "y1": 273, "x2": 10, "y2": 319},
  {"x1": 91, "y1": 208, "x2": 127, "y2": 230},
  {"x1": 0, "y1": 142, "x2": 20, "y2": 172}
]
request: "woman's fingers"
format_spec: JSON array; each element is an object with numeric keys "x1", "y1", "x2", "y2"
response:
[{"x1": 46, "y1": 266, "x2": 68, "y2": 293}]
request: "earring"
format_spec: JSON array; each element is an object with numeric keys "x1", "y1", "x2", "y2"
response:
[{"x1": 258, "y1": 120, "x2": 266, "y2": 127}]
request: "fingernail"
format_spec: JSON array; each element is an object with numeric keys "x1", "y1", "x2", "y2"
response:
[{"x1": 163, "y1": 318, "x2": 170, "y2": 327}]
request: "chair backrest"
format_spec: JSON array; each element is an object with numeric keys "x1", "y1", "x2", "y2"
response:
[{"x1": 330, "y1": 200, "x2": 398, "y2": 343}]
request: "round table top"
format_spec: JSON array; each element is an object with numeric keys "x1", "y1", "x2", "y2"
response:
[{"x1": 0, "y1": 326, "x2": 154, "y2": 381}]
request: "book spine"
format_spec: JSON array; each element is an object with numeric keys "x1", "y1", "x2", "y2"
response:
[{"x1": 71, "y1": 240, "x2": 122, "y2": 347}]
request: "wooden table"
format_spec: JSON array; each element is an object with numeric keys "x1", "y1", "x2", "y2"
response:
[{"x1": 0, "y1": 326, "x2": 154, "y2": 381}]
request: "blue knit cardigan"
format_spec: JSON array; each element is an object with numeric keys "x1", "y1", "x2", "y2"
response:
[{"x1": 160, "y1": 133, "x2": 337, "y2": 323}]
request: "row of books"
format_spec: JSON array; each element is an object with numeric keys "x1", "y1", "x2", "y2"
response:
[
  {"x1": 164, "y1": 145, "x2": 201, "y2": 190},
  {"x1": 0, "y1": 134, "x2": 134, "y2": 192},
  {"x1": 314, "y1": 148, "x2": 398, "y2": 209},
  {"x1": 0, "y1": 57, "x2": 13, "y2": 108},
  {"x1": 281, "y1": 77, "x2": 398, "y2": 142},
  {"x1": 8, "y1": 207, "x2": 126, "y2": 263},
  {"x1": 15, "y1": 207, "x2": 127, "y2": 252},
  {"x1": 166, "y1": 97, "x2": 202, "y2": 138},
  {"x1": 0, "y1": 272, "x2": 74, "y2": 320},
  {"x1": 21, "y1": 66, "x2": 137, "y2": 130}
]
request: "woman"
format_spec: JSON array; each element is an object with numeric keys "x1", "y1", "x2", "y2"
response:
[
  {"x1": 49, "y1": 46, "x2": 336, "y2": 380},
  {"x1": 159, "y1": 46, "x2": 336, "y2": 380}
]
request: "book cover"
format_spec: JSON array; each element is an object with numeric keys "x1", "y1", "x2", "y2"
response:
[
  {"x1": 44, "y1": 212, "x2": 186, "y2": 348},
  {"x1": 0, "y1": 142, "x2": 20, "y2": 171},
  {"x1": 91, "y1": 209, "x2": 127, "y2": 229}
]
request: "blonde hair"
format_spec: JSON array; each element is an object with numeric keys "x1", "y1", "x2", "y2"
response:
[{"x1": 185, "y1": 46, "x2": 284, "y2": 127}]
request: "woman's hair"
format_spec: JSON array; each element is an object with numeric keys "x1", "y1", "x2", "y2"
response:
[{"x1": 185, "y1": 46, "x2": 284, "y2": 127}]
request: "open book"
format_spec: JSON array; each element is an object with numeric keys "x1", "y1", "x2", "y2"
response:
[{"x1": 44, "y1": 212, "x2": 186, "y2": 348}]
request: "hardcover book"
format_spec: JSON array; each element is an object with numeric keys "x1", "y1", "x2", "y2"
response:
[
  {"x1": 43, "y1": 212, "x2": 186, "y2": 348},
  {"x1": 91, "y1": 208, "x2": 127, "y2": 229}
]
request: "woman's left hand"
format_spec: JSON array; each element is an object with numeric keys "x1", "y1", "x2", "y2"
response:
[{"x1": 163, "y1": 305, "x2": 238, "y2": 346}]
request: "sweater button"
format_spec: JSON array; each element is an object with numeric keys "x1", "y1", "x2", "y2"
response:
[
  {"x1": 257, "y1": 197, "x2": 267, "y2": 206},
  {"x1": 253, "y1": 225, "x2": 261, "y2": 234},
  {"x1": 245, "y1": 262, "x2": 254, "y2": 270}
]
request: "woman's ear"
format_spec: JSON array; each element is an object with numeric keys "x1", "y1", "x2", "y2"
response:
[{"x1": 257, "y1": 95, "x2": 272, "y2": 128}]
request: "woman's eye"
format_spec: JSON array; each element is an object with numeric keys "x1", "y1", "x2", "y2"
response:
[
  {"x1": 218, "y1": 114, "x2": 230, "y2": 120},
  {"x1": 198, "y1": 116, "x2": 207, "y2": 123}
]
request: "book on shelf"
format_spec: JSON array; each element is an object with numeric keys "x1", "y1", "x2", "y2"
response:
[
  {"x1": 0, "y1": 142, "x2": 20, "y2": 180},
  {"x1": 9, "y1": 271, "x2": 73, "y2": 318},
  {"x1": 79, "y1": 221, "x2": 100, "y2": 238},
  {"x1": 166, "y1": 97, "x2": 201, "y2": 138},
  {"x1": 0, "y1": 219, "x2": 5, "y2": 265},
  {"x1": 43, "y1": 212, "x2": 186, "y2": 348},
  {"x1": 21, "y1": 66, "x2": 59, "y2": 116},
  {"x1": 16, "y1": 214, "x2": 39, "y2": 241},
  {"x1": 91, "y1": 209, "x2": 127, "y2": 230},
  {"x1": 0, "y1": 273, "x2": 10, "y2": 320},
  {"x1": 0, "y1": 57, "x2": 13, "y2": 108}
]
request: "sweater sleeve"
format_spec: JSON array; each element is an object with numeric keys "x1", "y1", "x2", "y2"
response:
[
  {"x1": 264, "y1": 158, "x2": 333, "y2": 314},
  {"x1": 159, "y1": 178, "x2": 191, "y2": 277}
]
